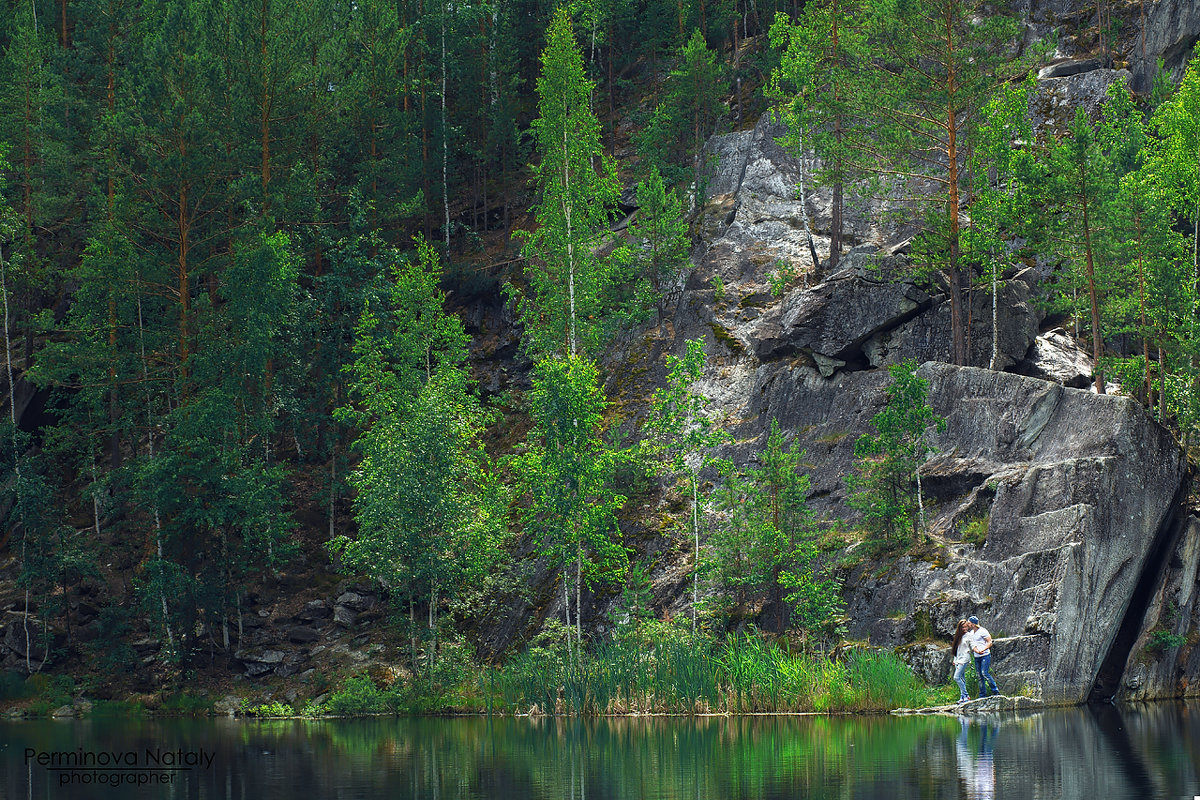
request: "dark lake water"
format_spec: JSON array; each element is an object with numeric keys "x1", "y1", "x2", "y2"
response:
[{"x1": 1, "y1": 702, "x2": 1198, "y2": 799}]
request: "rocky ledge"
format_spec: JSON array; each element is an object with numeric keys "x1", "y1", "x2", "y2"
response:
[{"x1": 892, "y1": 694, "x2": 1044, "y2": 716}]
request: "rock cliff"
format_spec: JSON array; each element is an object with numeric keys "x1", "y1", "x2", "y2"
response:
[{"x1": 646, "y1": 45, "x2": 1197, "y2": 700}]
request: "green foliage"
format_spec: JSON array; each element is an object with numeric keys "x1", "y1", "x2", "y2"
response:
[
  {"x1": 23, "y1": 674, "x2": 76, "y2": 717},
  {"x1": 160, "y1": 691, "x2": 212, "y2": 716},
  {"x1": 334, "y1": 238, "x2": 502, "y2": 674},
  {"x1": 325, "y1": 675, "x2": 395, "y2": 715},
  {"x1": 960, "y1": 515, "x2": 988, "y2": 548},
  {"x1": 709, "y1": 420, "x2": 842, "y2": 639},
  {"x1": 0, "y1": 671, "x2": 30, "y2": 701},
  {"x1": 768, "y1": 0, "x2": 874, "y2": 264},
  {"x1": 767, "y1": 262, "x2": 794, "y2": 297},
  {"x1": 1146, "y1": 630, "x2": 1187, "y2": 653},
  {"x1": 519, "y1": 355, "x2": 627, "y2": 642},
  {"x1": 495, "y1": 625, "x2": 937, "y2": 714},
  {"x1": 645, "y1": 338, "x2": 728, "y2": 630},
  {"x1": 848, "y1": 360, "x2": 945, "y2": 551},
  {"x1": 612, "y1": 560, "x2": 656, "y2": 628},
  {"x1": 240, "y1": 700, "x2": 295, "y2": 718},
  {"x1": 711, "y1": 274, "x2": 725, "y2": 303},
  {"x1": 966, "y1": 76, "x2": 1040, "y2": 370},
  {"x1": 515, "y1": 9, "x2": 624, "y2": 359},
  {"x1": 633, "y1": 30, "x2": 726, "y2": 189},
  {"x1": 625, "y1": 166, "x2": 692, "y2": 305}
]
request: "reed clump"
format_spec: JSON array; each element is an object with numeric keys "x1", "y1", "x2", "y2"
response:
[{"x1": 490, "y1": 622, "x2": 943, "y2": 715}]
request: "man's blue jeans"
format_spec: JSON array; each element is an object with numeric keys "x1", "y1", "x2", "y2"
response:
[{"x1": 975, "y1": 653, "x2": 999, "y2": 698}]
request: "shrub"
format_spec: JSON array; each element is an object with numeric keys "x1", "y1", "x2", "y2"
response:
[
  {"x1": 325, "y1": 675, "x2": 392, "y2": 715},
  {"x1": 1146, "y1": 630, "x2": 1187, "y2": 653},
  {"x1": 240, "y1": 700, "x2": 294, "y2": 718}
]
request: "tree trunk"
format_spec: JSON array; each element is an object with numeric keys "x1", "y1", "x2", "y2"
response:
[
  {"x1": 830, "y1": 0, "x2": 842, "y2": 270},
  {"x1": 442, "y1": 8, "x2": 451, "y2": 252},
  {"x1": 692, "y1": 472, "x2": 699, "y2": 634},
  {"x1": 945, "y1": 17, "x2": 967, "y2": 367},
  {"x1": 1081, "y1": 172, "x2": 1104, "y2": 394},
  {"x1": 260, "y1": 0, "x2": 271, "y2": 213}
]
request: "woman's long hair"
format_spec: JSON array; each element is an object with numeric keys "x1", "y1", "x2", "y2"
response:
[{"x1": 951, "y1": 619, "x2": 969, "y2": 655}]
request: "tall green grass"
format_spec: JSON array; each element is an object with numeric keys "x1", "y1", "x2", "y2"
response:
[
  {"x1": 288, "y1": 628, "x2": 945, "y2": 718},
  {"x1": 492, "y1": 625, "x2": 943, "y2": 716}
]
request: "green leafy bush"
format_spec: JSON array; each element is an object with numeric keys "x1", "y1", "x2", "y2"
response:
[
  {"x1": 1146, "y1": 630, "x2": 1187, "y2": 653},
  {"x1": 240, "y1": 700, "x2": 294, "y2": 718},
  {"x1": 325, "y1": 675, "x2": 393, "y2": 715}
]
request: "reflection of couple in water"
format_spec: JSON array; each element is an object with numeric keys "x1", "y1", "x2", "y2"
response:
[{"x1": 955, "y1": 718, "x2": 997, "y2": 800}]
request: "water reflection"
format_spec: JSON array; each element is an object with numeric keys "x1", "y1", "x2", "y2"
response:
[
  {"x1": 0, "y1": 702, "x2": 1197, "y2": 799},
  {"x1": 955, "y1": 718, "x2": 996, "y2": 800}
]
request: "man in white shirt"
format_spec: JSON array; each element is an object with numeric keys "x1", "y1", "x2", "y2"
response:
[{"x1": 967, "y1": 615, "x2": 1000, "y2": 698}]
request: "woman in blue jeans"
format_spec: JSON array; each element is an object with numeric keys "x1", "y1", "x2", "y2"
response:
[
  {"x1": 968, "y1": 616, "x2": 1000, "y2": 698},
  {"x1": 951, "y1": 620, "x2": 972, "y2": 703}
]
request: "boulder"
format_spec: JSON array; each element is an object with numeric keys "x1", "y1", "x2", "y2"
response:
[
  {"x1": 896, "y1": 642, "x2": 953, "y2": 685},
  {"x1": 288, "y1": 626, "x2": 321, "y2": 644},
  {"x1": 333, "y1": 606, "x2": 358, "y2": 628},
  {"x1": 1013, "y1": 328, "x2": 1093, "y2": 388},
  {"x1": 2, "y1": 620, "x2": 58, "y2": 670},
  {"x1": 335, "y1": 591, "x2": 376, "y2": 613},
  {"x1": 1037, "y1": 58, "x2": 1104, "y2": 79},
  {"x1": 753, "y1": 265, "x2": 930, "y2": 364},
  {"x1": 274, "y1": 653, "x2": 308, "y2": 679},
  {"x1": 863, "y1": 268, "x2": 1042, "y2": 370},
  {"x1": 298, "y1": 600, "x2": 333, "y2": 621},
  {"x1": 235, "y1": 648, "x2": 286, "y2": 678},
  {"x1": 213, "y1": 695, "x2": 240, "y2": 716},
  {"x1": 1033, "y1": 69, "x2": 1131, "y2": 136}
]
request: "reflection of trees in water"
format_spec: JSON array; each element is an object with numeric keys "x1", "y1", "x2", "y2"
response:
[{"x1": 2, "y1": 705, "x2": 1200, "y2": 798}]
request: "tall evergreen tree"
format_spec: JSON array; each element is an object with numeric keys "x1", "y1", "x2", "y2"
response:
[
  {"x1": 861, "y1": 0, "x2": 1035, "y2": 366},
  {"x1": 769, "y1": 0, "x2": 872, "y2": 270}
]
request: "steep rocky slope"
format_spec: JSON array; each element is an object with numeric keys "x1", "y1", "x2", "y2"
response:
[{"x1": 630, "y1": 36, "x2": 1200, "y2": 701}]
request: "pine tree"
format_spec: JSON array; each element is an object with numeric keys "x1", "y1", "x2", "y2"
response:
[
  {"x1": 769, "y1": 0, "x2": 872, "y2": 270},
  {"x1": 860, "y1": 0, "x2": 1037, "y2": 366},
  {"x1": 848, "y1": 359, "x2": 944, "y2": 551}
]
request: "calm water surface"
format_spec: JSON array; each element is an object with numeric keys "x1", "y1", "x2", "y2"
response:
[{"x1": 1, "y1": 702, "x2": 1198, "y2": 799}]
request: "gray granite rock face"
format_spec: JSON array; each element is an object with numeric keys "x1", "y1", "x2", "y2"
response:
[
  {"x1": 717, "y1": 360, "x2": 1186, "y2": 704},
  {"x1": 573, "y1": 23, "x2": 1195, "y2": 703},
  {"x1": 863, "y1": 269, "x2": 1042, "y2": 371},
  {"x1": 1120, "y1": 515, "x2": 1200, "y2": 700},
  {"x1": 1133, "y1": 0, "x2": 1200, "y2": 91},
  {"x1": 1032, "y1": 69, "x2": 1131, "y2": 135},
  {"x1": 1014, "y1": 328, "x2": 1094, "y2": 388}
]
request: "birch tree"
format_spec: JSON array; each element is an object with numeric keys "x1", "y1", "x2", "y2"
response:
[{"x1": 516, "y1": 8, "x2": 620, "y2": 359}]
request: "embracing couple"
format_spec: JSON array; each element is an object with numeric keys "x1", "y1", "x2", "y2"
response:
[{"x1": 952, "y1": 616, "x2": 1000, "y2": 703}]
